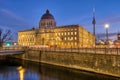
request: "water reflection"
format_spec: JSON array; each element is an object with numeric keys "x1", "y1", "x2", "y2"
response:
[
  {"x1": 17, "y1": 66, "x2": 25, "y2": 80},
  {"x1": 0, "y1": 59, "x2": 119, "y2": 80}
]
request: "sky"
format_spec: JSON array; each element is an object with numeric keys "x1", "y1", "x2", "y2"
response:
[{"x1": 0, "y1": 0, "x2": 120, "y2": 41}]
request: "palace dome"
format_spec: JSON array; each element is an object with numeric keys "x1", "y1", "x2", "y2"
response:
[
  {"x1": 39, "y1": 9, "x2": 56, "y2": 28},
  {"x1": 41, "y1": 9, "x2": 55, "y2": 20}
]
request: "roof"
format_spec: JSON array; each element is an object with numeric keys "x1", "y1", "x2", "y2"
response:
[{"x1": 41, "y1": 9, "x2": 55, "y2": 20}]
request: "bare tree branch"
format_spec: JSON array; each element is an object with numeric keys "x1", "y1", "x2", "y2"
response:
[
  {"x1": 0, "y1": 28, "x2": 13, "y2": 47},
  {"x1": 2, "y1": 29, "x2": 11, "y2": 42}
]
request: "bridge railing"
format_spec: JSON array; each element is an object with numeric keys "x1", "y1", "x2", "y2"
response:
[
  {"x1": 0, "y1": 47, "x2": 24, "y2": 51},
  {"x1": 29, "y1": 47, "x2": 120, "y2": 55}
]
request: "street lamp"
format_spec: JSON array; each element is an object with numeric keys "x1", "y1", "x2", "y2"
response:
[{"x1": 105, "y1": 24, "x2": 109, "y2": 46}]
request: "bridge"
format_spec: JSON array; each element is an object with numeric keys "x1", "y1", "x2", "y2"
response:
[
  {"x1": 0, "y1": 50, "x2": 24, "y2": 55},
  {"x1": 29, "y1": 47, "x2": 120, "y2": 55},
  {"x1": 0, "y1": 47, "x2": 25, "y2": 60}
]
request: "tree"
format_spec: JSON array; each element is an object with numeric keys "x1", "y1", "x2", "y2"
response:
[{"x1": 0, "y1": 28, "x2": 13, "y2": 47}]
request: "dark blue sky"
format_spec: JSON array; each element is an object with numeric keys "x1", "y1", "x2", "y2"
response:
[{"x1": 0, "y1": 0, "x2": 120, "y2": 40}]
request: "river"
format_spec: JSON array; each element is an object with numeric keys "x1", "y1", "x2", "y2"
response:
[{"x1": 0, "y1": 58, "x2": 119, "y2": 80}]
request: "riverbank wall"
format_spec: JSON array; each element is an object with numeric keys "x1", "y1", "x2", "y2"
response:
[{"x1": 13, "y1": 49, "x2": 120, "y2": 77}]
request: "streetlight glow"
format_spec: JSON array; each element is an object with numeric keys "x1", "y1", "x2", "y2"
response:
[
  {"x1": 104, "y1": 24, "x2": 110, "y2": 47},
  {"x1": 105, "y1": 24, "x2": 109, "y2": 28}
]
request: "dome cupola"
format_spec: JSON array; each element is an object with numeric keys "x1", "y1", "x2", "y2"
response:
[
  {"x1": 41, "y1": 9, "x2": 54, "y2": 20},
  {"x1": 39, "y1": 9, "x2": 56, "y2": 28}
]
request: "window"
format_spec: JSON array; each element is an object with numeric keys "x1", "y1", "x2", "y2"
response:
[
  {"x1": 71, "y1": 32, "x2": 73, "y2": 35},
  {"x1": 75, "y1": 28, "x2": 77, "y2": 31},
  {"x1": 58, "y1": 33, "x2": 60, "y2": 36},
  {"x1": 71, "y1": 29, "x2": 73, "y2": 31},
  {"x1": 68, "y1": 32, "x2": 70, "y2": 35},
  {"x1": 65, "y1": 32, "x2": 66, "y2": 35},
  {"x1": 62, "y1": 32, "x2": 63, "y2": 35},
  {"x1": 75, "y1": 32, "x2": 77, "y2": 35},
  {"x1": 68, "y1": 37, "x2": 72, "y2": 41},
  {"x1": 64, "y1": 37, "x2": 66, "y2": 40},
  {"x1": 75, "y1": 37, "x2": 77, "y2": 40},
  {"x1": 71, "y1": 37, "x2": 73, "y2": 40},
  {"x1": 68, "y1": 37, "x2": 70, "y2": 40}
]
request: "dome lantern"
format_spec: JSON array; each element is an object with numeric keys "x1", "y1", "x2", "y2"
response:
[
  {"x1": 40, "y1": 9, "x2": 55, "y2": 20},
  {"x1": 46, "y1": 9, "x2": 49, "y2": 14}
]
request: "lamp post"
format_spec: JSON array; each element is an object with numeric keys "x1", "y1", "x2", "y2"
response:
[{"x1": 105, "y1": 24, "x2": 109, "y2": 46}]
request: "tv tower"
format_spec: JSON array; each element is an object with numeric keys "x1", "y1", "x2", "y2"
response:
[{"x1": 92, "y1": 7, "x2": 96, "y2": 44}]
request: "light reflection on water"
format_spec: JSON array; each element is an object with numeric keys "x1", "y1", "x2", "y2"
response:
[
  {"x1": 17, "y1": 66, "x2": 25, "y2": 80},
  {"x1": 0, "y1": 59, "x2": 119, "y2": 80}
]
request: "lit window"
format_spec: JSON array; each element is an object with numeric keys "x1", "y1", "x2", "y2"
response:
[
  {"x1": 21, "y1": 35, "x2": 24, "y2": 37},
  {"x1": 75, "y1": 28, "x2": 77, "y2": 30},
  {"x1": 75, "y1": 37, "x2": 77, "y2": 40},
  {"x1": 62, "y1": 32, "x2": 63, "y2": 35},
  {"x1": 64, "y1": 37, "x2": 66, "y2": 40},
  {"x1": 68, "y1": 37, "x2": 70, "y2": 40},
  {"x1": 75, "y1": 32, "x2": 77, "y2": 35},
  {"x1": 71, "y1": 37, "x2": 73, "y2": 40},
  {"x1": 71, "y1": 32, "x2": 73, "y2": 35},
  {"x1": 65, "y1": 32, "x2": 66, "y2": 35},
  {"x1": 68, "y1": 32, "x2": 70, "y2": 35}
]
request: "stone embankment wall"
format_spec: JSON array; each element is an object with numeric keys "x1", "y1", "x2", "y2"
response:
[{"x1": 14, "y1": 50, "x2": 120, "y2": 77}]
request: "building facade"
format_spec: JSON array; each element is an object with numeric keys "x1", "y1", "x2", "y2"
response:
[
  {"x1": 18, "y1": 9, "x2": 95, "y2": 48},
  {"x1": 114, "y1": 33, "x2": 120, "y2": 48}
]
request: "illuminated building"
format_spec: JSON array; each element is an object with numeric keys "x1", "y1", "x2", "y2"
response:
[
  {"x1": 18, "y1": 9, "x2": 95, "y2": 48},
  {"x1": 114, "y1": 33, "x2": 120, "y2": 48}
]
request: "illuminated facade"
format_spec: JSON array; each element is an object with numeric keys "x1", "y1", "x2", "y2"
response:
[
  {"x1": 114, "y1": 33, "x2": 120, "y2": 48},
  {"x1": 18, "y1": 9, "x2": 95, "y2": 48}
]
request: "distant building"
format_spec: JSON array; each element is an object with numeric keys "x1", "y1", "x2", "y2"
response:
[
  {"x1": 117, "y1": 33, "x2": 120, "y2": 40},
  {"x1": 18, "y1": 9, "x2": 95, "y2": 48},
  {"x1": 114, "y1": 33, "x2": 120, "y2": 48}
]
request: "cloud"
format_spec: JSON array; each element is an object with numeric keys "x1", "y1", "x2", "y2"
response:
[
  {"x1": 0, "y1": 9, "x2": 27, "y2": 23},
  {"x1": 0, "y1": 8, "x2": 32, "y2": 30}
]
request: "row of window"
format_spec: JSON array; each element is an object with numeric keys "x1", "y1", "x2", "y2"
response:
[
  {"x1": 56, "y1": 28, "x2": 78, "y2": 32},
  {"x1": 19, "y1": 38, "x2": 35, "y2": 42},
  {"x1": 19, "y1": 34, "x2": 35, "y2": 37},
  {"x1": 56, "y1": 42, "x2": 77, "y2": 46},
  {"x1": 19, "y1": 31, "x2": 93, "y2": 38},
  {"x1": 35, "y1": 36, "x2": 77, "y2": 41},
  {"x1": 19, "y1": 36, "x2": 93, "y2": 42},
  {"x1": 35, "y1": 37, "x2": 77, "y2": 41},
  {"x1": 19, "y1": 32, "x2": 35, "y2": 35},
  {"x1": 19, "y1": 42, "x2": 93, "y2": 47},
  {"x1": 19, "y1": 43, "x2": 35, "y2": 46},
  {"x1": 64, "y1": 37, "x2": 77, "y2": 41},
  {"x1": 57, "y1": 31, "x2": 77, "y2": 36},
  {"x1": 19, "y1": 42, "x2": 78, "y2": 46},
  {"x1": 19, "y1": 29, "x2": 78, "y2": 36},
  {"x1": 40, "y1": 22, "x2": 55, "y2": 26}
]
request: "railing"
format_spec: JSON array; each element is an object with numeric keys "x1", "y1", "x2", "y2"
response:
[
  {"x1": 0, "y1": 47, "x2": 24, "y2": 51},
  {"x1": 0, "y1": 47, "x2": 25, "y2": 54},
  {"x1": 0, "y1": 47, "x2": 25, "y2": 55},
  {"x1": 3, "y1": 46, "x2": 119, "y2": 55},
  {"x1": 30, "y1": 47, "x2": 120, "y2": 55}
]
